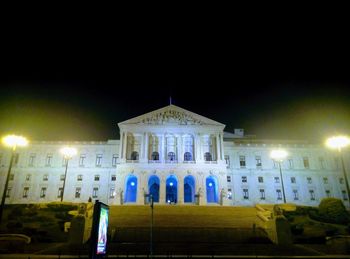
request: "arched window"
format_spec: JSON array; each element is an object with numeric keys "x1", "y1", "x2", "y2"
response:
[
  {"x1": 184, "y1": 152, "x2": 192, "y2": 161},
  {"x1": 206, "y1": 176, "x2": 218, "y2": 203},
  {"x1": 124, "y1": 175, "x2": 137, "y2": 203},
  {"x1": 131, "y1": 151, "x2": 139, "y2": 160},
  {"x1": 151, "y1": 151, "x2": 159, "y2": 161},
  {"x1": 168, "y1": 152, "x2": 176, "y2": 161},
  {"x1": 204, "y1": 152, "x2": 212, "y2": 161},
  {"x1": 166, "y1": 175, "x2": 178, "y2": 204},
  {"x1": 148, "y1": 175, "x2": 160, "y2": 203},
  {"x1": 184, "y1": 175, "x2": 195, "y2": 203}
]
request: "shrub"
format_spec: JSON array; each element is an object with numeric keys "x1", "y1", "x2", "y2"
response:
[
  {"x1": 46, "y1": 203, "x2": 77, "y2": 212},
  {"x1": 6, "y1": 221, "x2": 23, "y2": 230},
  {"x1": 318, "y1": 198, "x2": 350, "y2": 224},
  {"x1": 291, "y1": 224, "x2": 304, "y2": 235},
  {"x1": 324, "y1": 225, "x2": 339, "y2": 236}
]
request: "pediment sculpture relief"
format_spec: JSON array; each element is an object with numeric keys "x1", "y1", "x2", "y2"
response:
[{"x1": 141, "y1": 109, "x2": 203, "y2": 125}]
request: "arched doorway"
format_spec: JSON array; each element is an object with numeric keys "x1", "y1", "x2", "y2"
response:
[
  {"x1": 206, "y1": 175, "x2": 218, "y2": 203},
  {"x1": 166, "y1": 175, "x2": 178, "y2": 204},
  {"x1": 184, "y1": 175, "x2": 195, "y2": 203},
  {"x1": 148, "y1": 175, "x2": 160, "y2": 202},
  {"x1": 124, "y1": 175, "x2": 137, "y2": 203}
]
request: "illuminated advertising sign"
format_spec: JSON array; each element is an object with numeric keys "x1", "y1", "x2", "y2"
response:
[
  {"x1": 96, "y1": 205, "x2": 109, "y2": 254},
  {"x1": 90, "y1": 201, "x2": 109, "y2": 258}
]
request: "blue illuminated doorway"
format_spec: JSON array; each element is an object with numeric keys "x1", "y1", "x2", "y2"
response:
[
  {"x1": 148, "y1": 175, "x2": 160, "y2": 202},
  {"x1": 124, "y1": 175, "x2": 137, "y2": 203},
  {"x1": 206, "y1": 176, "x2": 218, "y2": 203},
  {"x1": 184, "y1": 175, "x2": 195, "y2": 203},
  {"x1": 166, "y1": 175, "x2": 177, "y2": 204}
]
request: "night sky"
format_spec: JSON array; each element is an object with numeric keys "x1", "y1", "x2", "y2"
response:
[{"x1": 1, "y1": 8, "x2": 350, "y2": 143}]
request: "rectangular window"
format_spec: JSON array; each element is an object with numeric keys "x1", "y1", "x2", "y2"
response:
[
  {"x1": 335, "y1": 157, "x2": 340, "y2": 170},
  {"x1": 227, "y1": 188, "x2": 232, "y2": 200},
  {"x1": 40, "y1": 187, "x2": 47, "y2": 198},
  {"x1": 75, "y1": 187, "x2": 81, "y2": 198},
  {"x1": 288, "y1": 158, "x2": 294, "y2": 169},
  {"x1": 112, "y1": 154, "x2": 118, "y2": 167},
  {"x1": 23, "y1": 187, "x2": 29, "y2": 198},
  {"x1": 342, "y1": 190, "x2": 348, "y2": 200},
  {"x1": 243, "y1": 189, "x2": 249, "y2": 199},
  {"x1": 291, "y1": 177, "x2": 296, "y2": 184},
  {"x1": 60, "y1": 174, "x2": 65, "y2": 181},
  {"x1": 323, "y1": 177, "x2": 328, "y2": 184},
  {"x1": 111, "y1": 175, "x2": 116, "y2": 181},
  {"x1": 325, "y1": 190, "x2": 331, "y2": 198},
  {"x1": 29, "y1": 154, "x2": 36, "y2": 167},
  {"x1": 340, "y1": 177, "x2": 344, "y2": 184},
  {"x1": 256, "y1": 156, "x2": 262, "y2": 168},
  {"x1": 307, "y1": 177, "x2": 312, "y2": 184},
  {"x1": 309, "y1": 190, "x2": 315, "y2": 200},
  {"x1": 46, "y1": 154, "x2": 53, "y2": 166},
  {"x1": 293, "y1": 189, "x2": 299, "y2": 200},
  {"x1": 25, "y1": 174, "x2": 31, "y2": 181},
  {"x1": 276, "y1": 189, "x2": 282, "y2": 200},
  {"x1": 94, "y1": 175, "x2": 100, "y2": 181},
  {"x1": 273, "y1": 160, "x2": 278, "y2": 169},
  {"x1": 93, "y1": 187, "x2": 99, "y2": 198},
  {"x1": 274, "y1": 177, "x2": 280, "y2": 183},
  {"x1": 9, "y1": 174, "x2": 14, "y2": 181},
  {"x1": 77, "y1": 175, "x2": 83, "y2": 181},
  {"x1": 96, "y1": 154, "x2": 102, "y2": 167},
  {"x1": 6, "y1": 187, "x2": 11, "y2": 198},
  {"x1": 319, "y1": 157, "x2": 325, "y2": 169},
  {"x1": 14, "y1": 153, "x2": 19, "y2": 165},
  {"x1": 260, "y1": 189, "x2": 265, "y2": 200},
  {"x1": 224, "y1": 155, "x2": 230, "y2": 168},
  {"x1": 43, "y1": 174, "x2": 49, "y2": 181},
  {"x1": 58, "y1": 188, "x2": 63, "y2": 198},
  {"x1": 109, "y1": 187, "x2": 115, "y2": 198},
  {"x1": 227, "y1": 175, "x2": 231, "y2": 182},
  {"x1": 241, "y1": 176, "x2": 247, "y2": 183},
  {"x1": 62, "y1": 158, "x2": 68, "y2": 167},
  {"x1": 303, "y1": 157, "x2": 310, "y2": 169},
  {"x1": 239, "y1": 156, "x2": 246, "y2": 168},
  {"x1": 79, "y1": 155, "x2": 86, "y2": 167},
  {"x1": 258, "y1": 176, "x2": 264, "y2": 183}
]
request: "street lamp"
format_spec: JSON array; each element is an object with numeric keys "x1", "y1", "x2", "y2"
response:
[
  {"x1": 326, "y1": 135, "x2": 350, "y2": 201},
  {"x1": 270, "y1": 149, "x2": 288, "y2": 203},
  {"x1": 60, "y1": 146, "x2": 77, "y2": 202},
  {"x1": 0, "y1": 135, "x2": 28, "y2": 224},
  {"x1": 150, "y1": 194, "x2": 154, "y2": 258}
]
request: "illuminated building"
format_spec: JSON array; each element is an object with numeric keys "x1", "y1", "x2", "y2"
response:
[{"x1": 0, "y1": 105, "x2": 349, "y2": 207}]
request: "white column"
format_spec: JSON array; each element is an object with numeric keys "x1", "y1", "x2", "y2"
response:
[
  {"x1": 159, "y1": 177, "x2": 166, "y2": 204},
  {"x1": 220, "y1": 134, "x2": 224, "y2": 160},
  {"x1": 119, "y1": 131, "x2": 124, "y2": 159},
  {"x1": 145, "y1": 133, "x2": 149, "y2": 161},
  {"x1": 140, "y1": 133, "x2": 145, "y2": 159},
  {"x1": 161, "y1": 134, "x2": 165, "y2": 162},
  {"x1": 179, "y1": 135, "x2": 184, "y2": 163},
  {"x1": 216, "y1": 134, "x2": 221, "y2": 161},
  {"x1": 178, "y1": 176, "x2": 184, "y2": 204},
  {"x1": 137, "y1": 174, "x2": 144, "y2": 205},
  {"x1": 123, "y1": 132, "x2": 128, "y2": 159}
]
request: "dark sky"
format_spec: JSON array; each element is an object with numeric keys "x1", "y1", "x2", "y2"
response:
[{"x1": 1, "y1": 7, "x2": 350, "y2": 143}]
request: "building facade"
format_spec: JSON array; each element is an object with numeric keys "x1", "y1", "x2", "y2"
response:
[{"x1": 0, "y1": 105, "x2": 349, "y2": 207}]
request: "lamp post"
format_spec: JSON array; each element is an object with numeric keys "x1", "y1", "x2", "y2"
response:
[
  {"x1": 326, "y1": 135, "x2": 350, "y2": 201},
  {"x1": 150, "y1": 194, "x2": 154, "y2": 258},
  {"x1": 0, "y1": 135, "x2": 28, "y2": 224},
  {"x1": 270, "y1": 149, "x2": 288, "y2": 204},
  {"x1": 60, "y1": 146, "x2": 77, "y2": 202}
]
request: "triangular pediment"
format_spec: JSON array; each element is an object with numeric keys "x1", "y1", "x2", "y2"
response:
[{"x1": 119, "y1": 105, "x2": 225, "y2": 127}]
